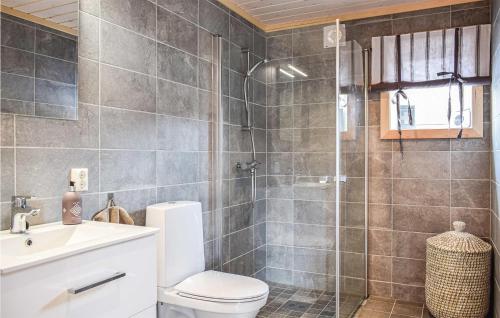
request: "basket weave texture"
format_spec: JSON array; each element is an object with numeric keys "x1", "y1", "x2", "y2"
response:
[{"x1": 425, "y1": 221, "x2": 491, "y2": 318}]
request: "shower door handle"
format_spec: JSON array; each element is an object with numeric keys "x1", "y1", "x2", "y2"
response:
[{"x1": 334, "y1": 175, "x2": 347, "y2": 183}]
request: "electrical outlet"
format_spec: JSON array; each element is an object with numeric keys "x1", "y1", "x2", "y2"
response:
[{"x1": 70, "y1": 168, "x2": 88, "y2": 192}]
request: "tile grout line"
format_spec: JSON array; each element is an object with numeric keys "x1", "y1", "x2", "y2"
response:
[{"x1": 389, "y1": 299, "x2": 396, "y2": 317}]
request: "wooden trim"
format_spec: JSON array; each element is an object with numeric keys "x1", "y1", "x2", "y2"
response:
[
  {"x1": 381, "y1": 127, "x2": 483, "y2": 139},
  {"x1": 217, "y1": 0, "x2": 482, "y2": 33},
  {"x1": 380, "y1": 86, "x2": 484, "y2": 140},
  {"x1": 0, "y1": 5, "x2": 78, "y2": 36}
]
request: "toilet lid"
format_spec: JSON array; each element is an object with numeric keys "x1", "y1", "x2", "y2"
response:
[{"x1": 175, "y1": 270, "x2": 269, "y2": 301}]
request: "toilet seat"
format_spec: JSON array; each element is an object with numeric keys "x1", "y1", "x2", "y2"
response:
[
  {"x1": 178, "y1": 292, "x2": 267, "y2": 303},
  {"x1": 158, "y1": 288, "x2": 268, "y2": 315},
  {"x1": 157, "y1": 271, "x2": 269, "y2": 315},
  {"x1": 175, "y1": 271, "x2": 269, "y2": 302}
]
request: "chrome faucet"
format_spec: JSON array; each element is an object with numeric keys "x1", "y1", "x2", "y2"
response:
[{"x1": 10, "y1": 196, "x2": 40, "y2": 234}]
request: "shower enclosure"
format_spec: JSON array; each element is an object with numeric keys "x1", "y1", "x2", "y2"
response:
[{"x1": 210, "y1": 19, "x2": 367, "y2": 317}]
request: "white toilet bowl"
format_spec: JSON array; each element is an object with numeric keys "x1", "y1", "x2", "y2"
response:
[
  {"x1": 157, "y1": 271, "x2": 268, "y2": 318},
  {"x1": 146, "y1": 202, "x2": 269, "y2": 318}
]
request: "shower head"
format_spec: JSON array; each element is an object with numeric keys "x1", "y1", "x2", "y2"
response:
[{"x1": 247, "y1": 59, "x2": 269, "y2": 77}]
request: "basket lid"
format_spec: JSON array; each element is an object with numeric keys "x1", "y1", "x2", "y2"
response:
[{"x1": 427, "y1": 221, "x2": 491, "y2": 253}]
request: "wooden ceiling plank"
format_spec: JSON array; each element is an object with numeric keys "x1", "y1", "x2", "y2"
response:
[
  {"x1": 259, "y1": 0, "x2": 397, "y2": 21},
  {"x1": 16, "y1": 0, "x2": 76, "y2": 13},
  {"x1": 255, "y1": 0, "x2": 409, "y2": 18},
  {"x1": 50, "y1": 11, "x2": 77, "y2": 22},
  {"x1": 240, "y1": 0, "x2": 303, "y2": 6},
  {"x1": 218, "y1": 0, "x2": 483, "y2": 32},
  {"x1": 264, "y1": 10, "x2": 339, "y2": 24},
  {"x1": 265, "y1": 0, "x2": 482, "y2": 31},
  {"x1": 2, "y1": 0, "x2": 34, "y2": 7},
  {"x1": 31, "y1": 2, "x2": 77, "y2": 18},
  {"x1": 249, "y1": 1, "x2": 331, "y2": 15},
  {"x1": 255, "y1": 4, "x2": 344, "y2": 19},
  {"x1": 0, "y1": 5, "x2": 78, "y2": 35},
  {"x1": 217, "y1": 0, "x2": 268, "y2": 29},
  {"x1": 244, "y1": 0, "x2": 309, "y2": 11},
  {"x1": 61, "y1": 20, "x2": 77, "y2": 28}
]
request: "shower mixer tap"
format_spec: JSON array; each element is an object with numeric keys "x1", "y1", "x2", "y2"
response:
[
  {"x1": 240, "y1": 48, "x2": 269, "y2": 205},
  {"x1": 236, "y1": 160, "x2": 260, "y2": 205},
  {"x1": 235, "y1": 160, "x2": 260, "y2": 172}
]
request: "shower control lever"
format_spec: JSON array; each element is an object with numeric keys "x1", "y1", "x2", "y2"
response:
[{"x1": 236, "y1": 161, "x2": 260, "y2": 172}]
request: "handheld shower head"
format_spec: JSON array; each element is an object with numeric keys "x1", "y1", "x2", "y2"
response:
[{"x1": 247, "y1": 59, "x2": 269, "y2": 76}]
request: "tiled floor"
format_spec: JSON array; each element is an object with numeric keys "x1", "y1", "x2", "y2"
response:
[
  {"x1": 353, "y1": 297, "x2": 434, "y2": 318},
  {"x1": 257, "y1": 283, "x2": 364, "y2": 318}
]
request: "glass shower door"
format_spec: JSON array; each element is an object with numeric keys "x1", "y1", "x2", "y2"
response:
[
  {"x1": 336, "y1": 20, "x2": 368, "y2": 316},
  {"x1": 210, "y1": 19, "x2": 367, "y2": 318}
]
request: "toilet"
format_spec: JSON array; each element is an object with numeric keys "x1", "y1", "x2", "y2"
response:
[{"x1": 146, "y1": 201, "x2": 269, "y2": 318}]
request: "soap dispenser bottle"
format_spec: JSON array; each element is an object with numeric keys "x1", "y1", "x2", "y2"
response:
[{"x1": 62, "y1": 181, "x2": 82, "y2": 225}]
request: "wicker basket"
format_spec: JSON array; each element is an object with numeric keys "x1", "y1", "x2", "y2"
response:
[{"x1": 425, "y1": 221, "x2": 491, "y2": 318}]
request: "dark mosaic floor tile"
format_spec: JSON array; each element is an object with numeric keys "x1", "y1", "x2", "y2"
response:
[
  {"x1": 282, "y1": 301, "x2": 312, "y2": 312},
  {"x1": 258, "y1": 282, "x2": 363, "y2": 318}
]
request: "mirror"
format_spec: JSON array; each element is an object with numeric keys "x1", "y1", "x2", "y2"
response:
[{"x1": 1, "y1": 1, "x2": 78, "y2": 120}]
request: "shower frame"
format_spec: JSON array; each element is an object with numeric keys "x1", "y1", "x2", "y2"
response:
[{"x1": 211, "y1": 19, "x2": 368, "y2": 316}]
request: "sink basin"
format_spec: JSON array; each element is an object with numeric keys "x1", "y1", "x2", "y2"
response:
[{"x1": 0, "y1": 221, "x2": 158, "y2": 274}]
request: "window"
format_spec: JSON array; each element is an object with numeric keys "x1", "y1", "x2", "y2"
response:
[{"x1": 380, "y1": 85, "x2": 483, "y2": 139}]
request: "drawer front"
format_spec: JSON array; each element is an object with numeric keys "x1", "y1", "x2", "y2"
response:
[
  {"x1": 1, "y1": 235, "x2": 156, "y2": 318},
  {"x1": 130, "y1": 305, "x2": 156, "y2": 318}
]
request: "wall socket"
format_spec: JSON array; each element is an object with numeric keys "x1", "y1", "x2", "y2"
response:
[{"x1": 70, "y1": 168, "x2": 88, "y2": 192}]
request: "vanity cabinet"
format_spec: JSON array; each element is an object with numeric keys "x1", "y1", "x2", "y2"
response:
[{"x1": 1, "y1": 235, "x2": 156, "y2": 318}]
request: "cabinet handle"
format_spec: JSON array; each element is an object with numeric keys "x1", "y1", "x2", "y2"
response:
[{"x1": 68, "y1": 272, "x2": 126, "y2": 294}]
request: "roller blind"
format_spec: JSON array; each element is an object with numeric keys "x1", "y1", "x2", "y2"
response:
[
  {"x1": 340, "y1": 40, "x2": 364, "y2": 88},
  {"x1": 370, "y1": 24, "x2": 491, "y2": 90}
]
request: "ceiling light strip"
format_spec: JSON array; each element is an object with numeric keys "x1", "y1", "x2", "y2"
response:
[
  {"x1": 288, "y1": 64, "x2": 308, "y2": 77},
  {"x1": 279, "y1": 68, "x2": 295, "y2": 78}
]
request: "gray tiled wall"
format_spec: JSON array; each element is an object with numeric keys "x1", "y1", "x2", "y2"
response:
[
  {"x1": 346, "y1": 1, "x2": 492, "y2": 303},
  {"x1": 492, "y1": 0, "x2": 500, "y2": 316},
  {"x1": 0, "y1": 0, "x2": 267, "y2": 278},
  {"x1": 1, "y1": 13, "x2": 78, "y2": 119}
]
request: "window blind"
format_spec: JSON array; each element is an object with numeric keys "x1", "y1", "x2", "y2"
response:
[{"x1": 370, "y1": 24, "x2": 491, "y2": 90}]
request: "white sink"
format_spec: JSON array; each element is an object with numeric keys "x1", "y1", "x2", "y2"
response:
[{"x1": 0, "y1": 221, "x2": 158, "y2": 274}]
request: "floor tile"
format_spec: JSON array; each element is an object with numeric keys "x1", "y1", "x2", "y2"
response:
[
  {"x1": 362, "y1": 298, "x2": 395, "y2": 313},
  {"x1": 258, "y1": 282, "x2": 365, "y2": 318}
]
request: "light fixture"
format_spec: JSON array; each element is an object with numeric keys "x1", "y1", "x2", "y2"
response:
[
  {"x1": 279, "y1": 68, "x2": 295, "y2": 78},
  {"x1": 287, "y1": 64, "x2": 308, "y2": 77}
]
